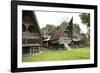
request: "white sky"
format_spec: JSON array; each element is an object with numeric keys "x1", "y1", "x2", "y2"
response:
[{"x1": 35, "y1": 11, "x2": 88, "y2": 34}]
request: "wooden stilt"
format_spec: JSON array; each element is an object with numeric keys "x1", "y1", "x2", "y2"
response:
[{"x1": 30, "y1": 47, "x2": 32, "y2": 55}]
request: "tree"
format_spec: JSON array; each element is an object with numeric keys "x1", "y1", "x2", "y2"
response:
[
  {"x1": 80, "y1": 33, "x2": 86, "y2": 40},
  {"x1": 41, "y1": 24, "x2": 56, "y2": 35},
  {"x1": 79, "y1": 13, "x2": 90, "y2": 38},
  {"x1": 73, "y1": 24, "x2": 81, "y2": 37},
  {"x1": 79, "y1": 13, "x2": 90, "y2": 27}
]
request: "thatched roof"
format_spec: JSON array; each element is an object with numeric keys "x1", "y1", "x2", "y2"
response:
[
  {"x1": 50, "y1": 17, "x2": 73, "y2": 41},
  {"x1": 50, "y1": 28, "x2": 65, "y2": 41}
]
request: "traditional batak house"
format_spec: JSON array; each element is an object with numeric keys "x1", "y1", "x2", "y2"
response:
[
  {"x1": 22, "y1": 10, "x2": 42, "y2": 55},
  {"x1": 48, "y1": 18, "x2": 73, "y2": 50}
]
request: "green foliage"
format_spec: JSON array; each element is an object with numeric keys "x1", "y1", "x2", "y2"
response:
[
  {"x1": 73, "y1": 24, "x2": 81, "y2": 37},
  {"x1": 22, "y1": 47, "x2": 90, "y2": 62},
  {"x1": 79, "y1": 13, "x2": 90, "y2": 27},
  {"x1": 80, "y1": 33, "x2": 87, "y2": 39},
  {"x1": 41, "y1": 24, "x2": 56, "y2": 35},
  {"x1": 79, "y1": 13, "x2": 90, "y2": 38}
]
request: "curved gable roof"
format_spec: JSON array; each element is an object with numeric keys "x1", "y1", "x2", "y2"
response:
[{"x1": 50, "y1": 17, "x2": 73, "y2": 41}]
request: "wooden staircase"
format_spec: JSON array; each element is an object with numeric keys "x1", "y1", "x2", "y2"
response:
[{"x1": 64, "y1": 43, "x2": 71, "y2": 50}]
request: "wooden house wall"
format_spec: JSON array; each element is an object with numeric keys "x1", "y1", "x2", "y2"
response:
[{"x1": 22, "y1": 10, "x2": 42, "y2": 45}]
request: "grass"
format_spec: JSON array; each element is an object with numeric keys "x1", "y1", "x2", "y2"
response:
[{"x1": 22, "y1": 47, "x2": 90, "y2": 62}]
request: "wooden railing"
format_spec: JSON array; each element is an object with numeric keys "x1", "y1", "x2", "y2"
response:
[
  {"x1": 23, "y1": 32, "x2": 40, "y2": 36},
  {"x1": 22, "y1": 32, "x2": 41, "y2": 39}
]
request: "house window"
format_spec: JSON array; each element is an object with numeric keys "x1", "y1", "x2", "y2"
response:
[
  {"x1": 28, "y1": 25, "x2": 34, "y2": 33},
  {"x1": 22, "y1": 24, "x2": 26, "y2": 32}
]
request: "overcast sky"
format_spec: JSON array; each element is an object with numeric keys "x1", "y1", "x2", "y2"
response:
[{"x1": 35, "y1": 11, "x2": 88, "y2": 34}]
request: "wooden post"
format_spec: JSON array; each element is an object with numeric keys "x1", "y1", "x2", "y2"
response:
[
  {"x1": 30, "y1": 47, "x2": 32, "y2": 55},
  {"x1": 38, "y1": 46, "x2": 40, "y2": 53},
  {"x1": 32, "y1": 47, "x2": 34, "y2": 54}
]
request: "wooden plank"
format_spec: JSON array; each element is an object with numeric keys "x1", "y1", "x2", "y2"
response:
[{"x1": 22, "y1": 44, "x2": 40, "y2": 47}]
